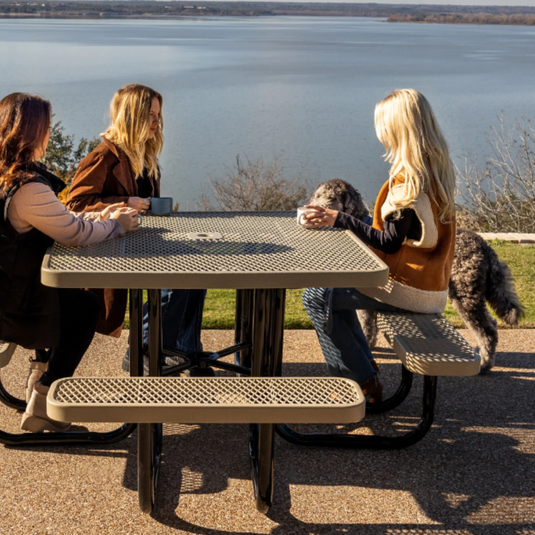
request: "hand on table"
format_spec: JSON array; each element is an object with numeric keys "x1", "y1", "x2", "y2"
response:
[
  {"x1": 303, "y1": 205, "x2": 338, "y2": 227},
  {"x1": 111, "y1": 207, "x2": 141, "y2": 233},
  {"x1": 127, "y1": 197, "x2": 151, "y2": 214},
  {"x1": 99, "y1": 202, "x2": 126, "y2": 221}
]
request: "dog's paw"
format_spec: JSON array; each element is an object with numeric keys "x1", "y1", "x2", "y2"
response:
[
  {"x1": 479, "y1": 361, "x2": 494, "y2": 374},
  {"x1": 475, "y1": 346, "x2": 495, "y2": 374}
]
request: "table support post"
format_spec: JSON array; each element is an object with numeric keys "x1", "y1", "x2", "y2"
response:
[
  {"x1": 138, "y1": 289, "x2": 163, "y2": 514},
  {"x1": 129, "y1": 289, "x2": 143, "y2": 378},
  {"x1": 235, "y1": 289, "x2": 253, "y2": 370},
  {"x1": 249, "y1": 288, "x2": 286, "y2": 514}
]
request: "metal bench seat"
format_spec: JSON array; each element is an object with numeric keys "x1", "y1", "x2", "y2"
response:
[
  {"x1": 277, "y1": 311, "x2": 480, "y2": 449},
  {"x1": 47, "y1": 376, "x2": 366, "y2": 424},
  {"x1": 376, "y1": 311, "x2": 480, "y2": 376}
]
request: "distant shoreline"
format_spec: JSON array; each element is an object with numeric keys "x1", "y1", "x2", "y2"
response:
[
  {"x1": 1, "y1": 1, "x2": 535, "y2": 25},
  {"x1": 387, "y1": 13, "x2": 535, "y2": 25},
  {"x1": 2, "y1": 13, "x2": 535, "y2": 26}
]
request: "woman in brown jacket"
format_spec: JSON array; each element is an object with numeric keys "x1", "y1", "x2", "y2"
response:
[{"x1": 67, "y1": 84, "x2": 206, "y2": 364}]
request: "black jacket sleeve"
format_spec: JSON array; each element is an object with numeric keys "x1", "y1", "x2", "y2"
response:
[{"x1": 333, "y1": 209, "x2": 418, "y2": 254}]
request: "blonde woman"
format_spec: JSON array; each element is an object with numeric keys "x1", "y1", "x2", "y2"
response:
[
  {"x1": 67, "y1": 84, "x2": 206, "y2": 368},
  {"x1": 302, "y1": 89, "x2": 456, "y2": 402}
]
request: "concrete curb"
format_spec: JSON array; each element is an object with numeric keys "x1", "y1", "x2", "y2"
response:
[{"x1": 479, "y1": 232, "x2": 535, "y2": 243}]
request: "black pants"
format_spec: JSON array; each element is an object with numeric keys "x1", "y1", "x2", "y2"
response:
[{"x1": 35, "y1": 289, "x2": 101, "y2": 388}]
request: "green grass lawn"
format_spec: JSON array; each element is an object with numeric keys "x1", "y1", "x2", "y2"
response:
[{"x1": 125, "y1": 242, "x2": 534, "y2": 330}]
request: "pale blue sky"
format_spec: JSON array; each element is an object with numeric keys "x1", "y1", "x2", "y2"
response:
[{"x1": 210, "y1": 0, "x2": 535, "y2": 6}]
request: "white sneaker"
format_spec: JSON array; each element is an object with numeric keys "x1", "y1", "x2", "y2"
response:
[
  {"x1": 20, "y1": 383, "x2": 71, "y2": 433},
  {"x1": 25, "y1": 360, "x2": 48, "y2": 404}
]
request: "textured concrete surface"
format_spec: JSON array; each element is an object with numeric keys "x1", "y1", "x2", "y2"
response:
[{"x1": 0, "y1": 329, "x2": 534, "y2": 535}]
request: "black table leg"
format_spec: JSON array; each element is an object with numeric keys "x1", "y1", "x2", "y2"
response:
[
  {"x1": 249, "y1": 288, "x2": 285, "y2": 513},
  {"x1": 137, "y1": 289, "x2": 162, "y2": 514},
  {"x1": 235, "y1": 289, "x2": 254, "y2": 371}
]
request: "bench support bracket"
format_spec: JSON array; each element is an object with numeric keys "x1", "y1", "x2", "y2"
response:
[{"x1": 276, "y1": 370, "x2": 438, "y2": 449}]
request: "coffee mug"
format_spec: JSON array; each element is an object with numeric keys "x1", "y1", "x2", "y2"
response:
[
  {"x1": 150, "y1": 197, "x2": 173, "y2": 216},
  {"x1": 296, "y1": 206, "x2": 319, "y2": 228}
]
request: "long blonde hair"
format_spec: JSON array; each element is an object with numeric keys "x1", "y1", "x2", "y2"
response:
[
  {"x1": 374, "y1": 89, "x2": 456, "y2": 222},
  {"x1": 101, "y1": 84, "x2": 163, "y2": 179}
]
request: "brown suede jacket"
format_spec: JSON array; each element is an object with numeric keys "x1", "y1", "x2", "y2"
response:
[{"x1": 66, "y1": 138, "x2": 160, "y2": 337}]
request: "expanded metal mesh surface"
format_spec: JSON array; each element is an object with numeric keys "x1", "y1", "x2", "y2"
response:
[
  {"x1": 377, "y1": 312, "x2": 476, "y2": 363},
  {"x1": 52, "y1": 377, "x2": 361, "y2": 407},
  {"x1": 47, "y1": 212, "x2": 383, "y2": 276}
]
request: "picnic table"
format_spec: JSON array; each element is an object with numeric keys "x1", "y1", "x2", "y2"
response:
[{"x1": 39, "y1": 211, "x2": 389, "y2": 512}]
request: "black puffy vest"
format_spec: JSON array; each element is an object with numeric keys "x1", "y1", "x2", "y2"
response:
[{"x1": 0, "y1": 167, "x2": 65, "y2": 349}]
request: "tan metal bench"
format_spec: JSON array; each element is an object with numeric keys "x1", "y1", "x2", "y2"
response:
[
  {"x1": 47, "y1": 376, "x2": 365, "y2": 424},
  {"x1": 46, "y1": 375, "x2": 365, "y2": 514},
  {"x1": 376, "y1": 311, "x2": 480, "y2": 377},
  {"x1": 276, "y1": 311, "x2": 480, "y2": 450}
]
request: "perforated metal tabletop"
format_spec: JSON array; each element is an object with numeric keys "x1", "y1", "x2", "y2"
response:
[{"x1": 41, "y1": 212, "x2": 388, "y2": 289}]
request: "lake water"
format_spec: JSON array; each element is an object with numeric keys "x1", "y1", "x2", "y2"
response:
[{"x1": 1, "y1": 17, "x2": 534, "y2": 207}]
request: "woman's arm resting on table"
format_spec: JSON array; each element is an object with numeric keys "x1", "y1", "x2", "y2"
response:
[
  {"x1": 304, "y1": 205, "x2": 416, "y2": 255},
  {"x1": 9, "y1": 182, "x2": 124, "y2": 247},
  {"x1": 334, "y1": 210, "x2": 415, "y2": 254}
]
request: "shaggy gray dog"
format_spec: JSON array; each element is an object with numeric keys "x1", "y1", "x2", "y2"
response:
[
  {"x1": 310, "y1": 179, "x2": 525, "y2": 373},
  {"x1": 448, "y1": 228, "x2": 524, "y2": 372},
  {"x1": 309, "y1": 178, "x2": 370, "y2": 221}
]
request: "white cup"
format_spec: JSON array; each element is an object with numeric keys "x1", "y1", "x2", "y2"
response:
[{"x1": 296, "y1": 206, "x2": 319, "y2": 228}]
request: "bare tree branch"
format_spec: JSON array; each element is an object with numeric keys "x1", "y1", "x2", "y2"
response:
[
  {"x1": 197, "y1": 154, "x2": 313, "y2": 211},
  {"x1": 458, "y1": 115, "x2": 535, "y2": 232}
]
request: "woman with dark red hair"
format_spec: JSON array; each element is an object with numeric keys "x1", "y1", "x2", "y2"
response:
[{"x1": 0, "y1": 92, "x2": 139, "y2": 432}]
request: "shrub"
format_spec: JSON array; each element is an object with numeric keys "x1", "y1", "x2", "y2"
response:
[
  {"x1": 43, "y1": 119, "x2": 100, "y2": 179},
  {"x1": 197, "y1": 154, "x2": 312, "y2": 211},
  {"x1": 457, "y1": 116, "x2": 535, "y2": 232},
  {"x1": 42, "y1": 118, "x2": 100, "y2": 204}
]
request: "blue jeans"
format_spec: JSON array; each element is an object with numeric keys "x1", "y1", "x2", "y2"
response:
[
  {"x1": 302, "y1": 287, "x2": 403, "y2": 385},
  {"x1": 142, "y1": 289, "x2": 207, "y2": 353}
]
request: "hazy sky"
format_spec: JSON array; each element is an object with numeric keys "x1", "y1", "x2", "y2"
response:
[{"x1": 211, "y1": 0, "x2": 535, "y2": 6}]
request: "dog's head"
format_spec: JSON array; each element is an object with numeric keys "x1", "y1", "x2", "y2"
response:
[{"x1": 309, "y1": 179, "x2": 369, "y2": 221}]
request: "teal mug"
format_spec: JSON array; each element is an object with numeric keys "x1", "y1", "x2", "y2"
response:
[{"x1": 150, "y1": 197, "x2": 173, "y2": 216}]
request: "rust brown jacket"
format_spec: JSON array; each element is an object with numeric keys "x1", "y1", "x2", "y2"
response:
[{"x1": 66, "y1": 138, "x2": 160, "y2": 336}]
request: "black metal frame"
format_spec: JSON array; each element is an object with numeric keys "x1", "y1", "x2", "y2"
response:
[
  {"x1": 1, "y1": 283, "x2": 438, "y2": 514},
  {"x1": 134, "y1": 287, "x2": 286, "y2": 514},
  {"x1": 275, "y1": 372, "x2": 438, "y2": 450},
  {"x1": 234, "y1": 290, "x2": 439, "y2": 451}
]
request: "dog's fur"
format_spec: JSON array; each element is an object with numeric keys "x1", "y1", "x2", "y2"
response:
[
  {"x1": 310, "y1": 179, "x2": 525, "y2": 373},
  {"x1": 309, "y1": 178, "x2": 370, "y2": 222}
]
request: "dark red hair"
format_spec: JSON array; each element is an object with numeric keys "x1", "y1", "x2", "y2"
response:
[{"x1": 0, "y1": 93, "x2": 51, "y2": 193}]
